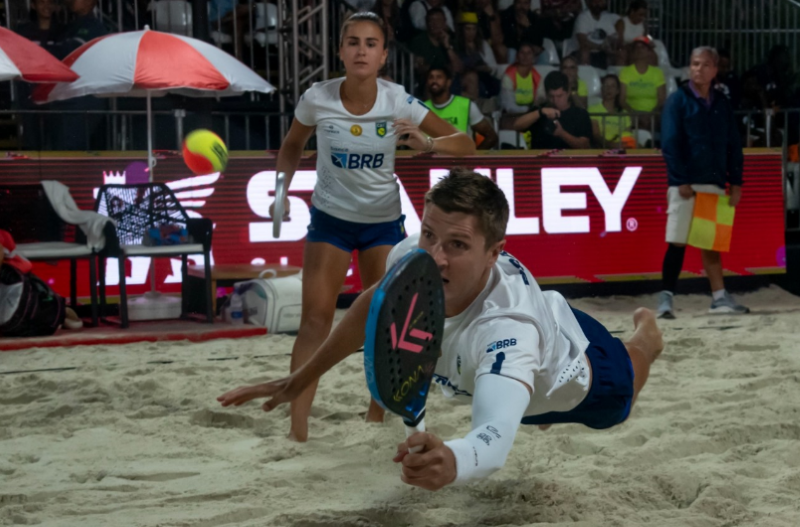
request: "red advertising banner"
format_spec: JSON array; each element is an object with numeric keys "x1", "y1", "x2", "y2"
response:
[{"x1": 0, "y1": 151, "x2": 785, "y2": 298}]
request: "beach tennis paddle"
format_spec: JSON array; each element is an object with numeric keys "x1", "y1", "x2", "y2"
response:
[
  {"x1": 364, "y1": 249, "x2": 444, "y2": 452},
  {"x1": 272, "y1": 171, "x2": 287, "y2": 238}
]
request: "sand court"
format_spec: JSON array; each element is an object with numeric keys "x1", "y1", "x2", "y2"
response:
[{"x1": 2, "y1": 286, "x2": 800, "y2": 527}]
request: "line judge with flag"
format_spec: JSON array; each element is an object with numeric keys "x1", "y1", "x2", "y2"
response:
[{"x1": 657, "y1": 45, "x2": 748, "y2": 319}]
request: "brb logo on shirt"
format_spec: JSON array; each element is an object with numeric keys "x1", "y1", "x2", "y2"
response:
[
  {"x1": 330, "y1": 152, "x2": 385, "y2": 169},
  {"x1": 486, "y1": 339, "x2": 517, "y2": 353}
]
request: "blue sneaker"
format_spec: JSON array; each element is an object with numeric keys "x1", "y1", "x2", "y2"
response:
[{"x1": 709, "y1": 292, "x2": 750, "y2": 314}]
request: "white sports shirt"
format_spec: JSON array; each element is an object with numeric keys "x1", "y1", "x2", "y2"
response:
[
  {"x1": 387, "y1": 234, "x2": 592, "y2": 483},
  {"x1": 573, "y1": 10, "x2": 620, "y2": 46},
  {"x1": 294, "y1": 78, "x2": 430, "y2": 224},
  {"x1": 387, "y1": 234, "x2": 591, "y2": 414}
]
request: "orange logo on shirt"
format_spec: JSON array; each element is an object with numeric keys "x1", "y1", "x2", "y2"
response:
[{"x1": 350, "y1": 125, "x2": 362, "y2": 136}]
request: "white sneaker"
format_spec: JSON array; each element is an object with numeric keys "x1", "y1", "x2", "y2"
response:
[
  {"x1": 709, "y1": 292, "x2": 750, "y2": 314},
  {"x1": 656, "y1": 291, "x2": 675, "y2": 319}
]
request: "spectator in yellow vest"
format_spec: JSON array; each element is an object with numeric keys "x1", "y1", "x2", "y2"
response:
[
  {"x1": 619, "y1": 35, "x2": 666, "y2": 130},
  {"x1": 500, "y1": 42, "x2": 542, "y2": 116},
  {"x1": 425, "y1": 67, "x2": 499, "y2": 150},
  {"x1": 560, "y1": 55, "x2": 588, "y2": 108},
  {"x1": 588, "y1": 74, "x2": 635, "y2": 148}
]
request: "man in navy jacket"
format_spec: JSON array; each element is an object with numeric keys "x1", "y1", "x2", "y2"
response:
[{"x1": 657, "y1": 46, "x2": 748, "y2": 318}]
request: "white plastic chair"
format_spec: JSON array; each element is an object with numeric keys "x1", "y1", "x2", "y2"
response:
[
  {"x1": 635, "y1": 129, "x2": 653, "y2": 147},
  {"x1": 577, "y1": 65, "x2": 602, "y2": 98},
  {"x1": 541, "y1": 38, "x2": 559, "y2": 65},
  {"x1": 151, "y1": 0, "x2": 193, "y2": 37},
  {"x1": 562, "y1": 37, "x2": 579, "y2": 59},
  {"x1": 245, "y1": 2, "x2": 279, "y2": 47},
  {"x1": 652, "y1": 38, "x2": 671, "y2": 70},
  {"x1": 207, "y1": 2, "x2": 232, "y2": 45},
  {"x1": 665, "y1": 75, "x2": 678, "y2": 97},
  {"x1": 498, "y1": 129, "x2": 528, "y2": 149},
  {"x1": 211, "y1": 30, "x2": 233, "y2": 45}
]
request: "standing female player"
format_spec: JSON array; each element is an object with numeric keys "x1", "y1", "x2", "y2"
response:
[{"x1": 268, "y1": 12, "x2": 475, "y2": 442}]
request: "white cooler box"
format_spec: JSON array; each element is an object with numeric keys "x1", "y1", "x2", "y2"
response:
[{"x1": 235, "y1": 270, "x2": 302, "y2": 333}]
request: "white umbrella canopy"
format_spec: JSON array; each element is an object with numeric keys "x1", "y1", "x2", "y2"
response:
[{"x1": 33, "y1": 27, "x2": 275, "y2": 177}]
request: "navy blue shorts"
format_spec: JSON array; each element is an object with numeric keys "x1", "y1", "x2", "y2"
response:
[
  {"x1": 521, "y1": 307, "x2": 635, "y2": 430},
  {"x1": 306, "y1": 206, "x2": 406, "y2": 253}
]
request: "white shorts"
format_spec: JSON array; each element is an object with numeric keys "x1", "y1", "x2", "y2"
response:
[{"x1": 665, "y1": 184, "x2": 726, "y2": 244}]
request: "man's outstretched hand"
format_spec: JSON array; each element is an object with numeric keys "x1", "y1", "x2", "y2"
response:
[
  {"x1": 217, "y1": 375, "x2": 299, "y2": 412},
  {"x1": 393, "y1": 432, "x2": 457, "y2": 491}
]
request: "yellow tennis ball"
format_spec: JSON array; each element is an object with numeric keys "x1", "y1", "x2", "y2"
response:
[{"x1": 182, "y1": 129, "x2": 228, "y2": 175}]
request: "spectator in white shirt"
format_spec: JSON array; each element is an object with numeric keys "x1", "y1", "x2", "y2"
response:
[{"x1": 573, "y1": 0, "x2": 620, "y2": 68}]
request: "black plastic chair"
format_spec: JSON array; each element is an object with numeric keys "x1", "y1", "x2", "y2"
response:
[
  {"x1": 0, "y1": 184, "x2": 103, "y2": 327},
  {"x1": 94, "y1": 183, "x2": 214, "y2": 328}
]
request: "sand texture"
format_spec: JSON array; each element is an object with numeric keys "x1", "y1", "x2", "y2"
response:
[{"x1": 2, "y1": 286, "x2": 800, "y2": 527}]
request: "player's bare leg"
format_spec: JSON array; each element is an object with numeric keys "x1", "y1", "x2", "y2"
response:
[
  {"x1": 539, "y1": 308, "x2": 662, "y2": 431},
  {"x1": 624, "y1": 307, "x2": 664, "y2": 403},
  {"x1": 358, "y1": 243, "x2": 395, "y2": 423},
  {"x1": 288, "y1": 242, "x2": 352, "y2": 442}
]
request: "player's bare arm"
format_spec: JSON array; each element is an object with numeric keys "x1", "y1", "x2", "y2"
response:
[
  {"x1": 395, "y1": 112, "x2": 476, "y2": 156},
  {"x1": 270, "y1": 118, "x2": 315, "y2": 218},
  {"x1": 217, "y1": 284, "x2": 376, "y2": 411}
]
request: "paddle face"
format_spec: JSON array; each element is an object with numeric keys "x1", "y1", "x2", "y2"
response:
[
  {"x1": 364, "y1": 249, "x2": 444, "y2": 427},
  {"x1": 272, "y1": 172, "x2": 286, "y2": 238}
]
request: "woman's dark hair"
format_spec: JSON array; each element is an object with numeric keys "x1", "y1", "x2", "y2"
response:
[
  {"x1": 602, "y1": 74, "x2": 623, "y2": 111},
  {"x1": 455, "y1": 21, "x2": 485, "y2": 56},
  {"x1": 340, "y1": 12, "x2": 388, "y2": 49}
]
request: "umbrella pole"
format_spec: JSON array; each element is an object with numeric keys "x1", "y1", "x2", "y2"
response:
[
  {"x1": 147, "y1": 90, "x2": 154, "y2": 182},
  {"x1": 146, "y1": 89, "x2": 157, "y2": 293}
]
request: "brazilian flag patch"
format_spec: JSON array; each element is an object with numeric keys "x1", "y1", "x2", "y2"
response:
[{"x1": 376, "y1": 121, "x2": 387, "y2": 138}]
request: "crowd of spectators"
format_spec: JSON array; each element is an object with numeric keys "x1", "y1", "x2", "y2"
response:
[
  {"x1": 4, "y1": 0, "x2": 800, "y2": 150},
  {"x1": 366, "y1": 0, "x2": 800, "y2": 150}
]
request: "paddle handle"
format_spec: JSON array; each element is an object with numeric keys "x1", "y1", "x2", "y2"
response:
[
  {"x1": 405, "y1": 417, "x2": 426, "y2": 454},
  {"x1": 272, "y1": 171, "x2": 287, "y2": 238}
]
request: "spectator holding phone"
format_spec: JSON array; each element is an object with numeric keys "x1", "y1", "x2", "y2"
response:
[{"x1": 512, "y1": 71, "x2": 592, "y2": 149}]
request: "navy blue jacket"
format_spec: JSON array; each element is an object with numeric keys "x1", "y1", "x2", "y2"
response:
[{"x1": 661, "y1": 85, "x2": 743, "y2": 188}]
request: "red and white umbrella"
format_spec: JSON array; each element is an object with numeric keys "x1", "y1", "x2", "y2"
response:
[
  {"x1": 33, "y1": 27, "x2": 274, "y2": 101},
  {"x1": 0, "y1": 27, "x2": 78, "y2": 83},
  {"x1": 33, "y1": 27, "x2": 275, "y2": 178}
]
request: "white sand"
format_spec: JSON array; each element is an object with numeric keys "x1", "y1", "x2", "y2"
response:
[{"x1": 2, "y1": 286, "x2": 800, "y2": 527}]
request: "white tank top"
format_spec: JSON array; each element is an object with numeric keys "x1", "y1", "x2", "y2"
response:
[{"x1": 622, "y1": 16, "x2": 645, "y2": 44}]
